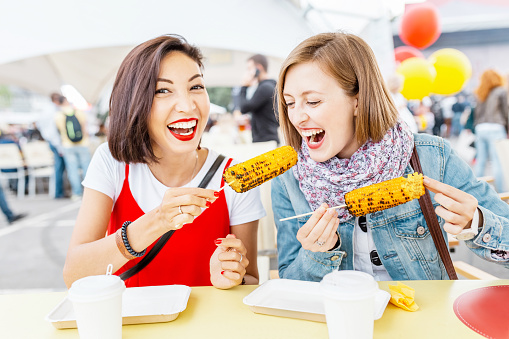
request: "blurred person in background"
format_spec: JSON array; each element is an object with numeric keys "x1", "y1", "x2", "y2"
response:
[
  {"x1": 386, "y1": 73, "x2": 417, "y2": 133},
  {"x1": 0, "y1": 185, "x2": 27, "y2": 225},
  {"x1": 451, "y1": 93, "x2": 468, "y2": 137},
  {"x1": 414, "y1": 98, "x2": 434, "y2": 135},
  {"x1": 473, "y1": 69, "x2": 508, "y2": 193},
  {"x1": 440, "y1": 96, "x2": 456, "y2": 138},
  {"x1": 55, "y1": 96, "x2": 91, "y2": 200},
  {"x1": 0, "y1": 125, "x2": 26, "y2": 193},
  {"x1": 238, "y1": 54, "x2": 279, "y2": 143},
  {"x1": 429, "y1": 95, "x2": 444, "y2": 137},
  {"x1": 63, "y1": 34, "x2": 263, "y2": 289},
  {"x1": 36, "y1": 93, "x2": 67, "y2": 199}
]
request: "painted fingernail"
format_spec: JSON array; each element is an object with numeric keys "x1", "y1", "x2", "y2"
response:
[
  {"x1": 214, "y1": 239, "x2": 222, "y2": 244},
  {"x1": 221, "y1": 271, "x2": 225, "y2": 275},
  {"x1": 206, "y1": 201, "x2": 212, "y2": 208},
  {"x1": 328, "y1": 208, "x2": 336, "y2": 215},
  {"x1": 318, "y1": 206, "x2": 326, "y2": 213},
  {"x1": 214, "y1": 191, "x2": 220, "y2": 197}
]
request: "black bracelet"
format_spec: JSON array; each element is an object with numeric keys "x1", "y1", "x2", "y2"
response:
[{"x1": 121, "y1": 221, "x2": 146, "y2": 258}]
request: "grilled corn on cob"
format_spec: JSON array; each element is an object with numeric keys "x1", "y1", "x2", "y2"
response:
[
  {"x1": 223, "y1": 146, "x2": 298, "y2": 193},
  {"x1": 345, "y1": 172, "x2": 425, "y2": 216}
]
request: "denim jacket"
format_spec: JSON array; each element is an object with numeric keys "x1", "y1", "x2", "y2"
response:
[{"x1": 272, "y1": 133, "x2": 509, "y2": 281}]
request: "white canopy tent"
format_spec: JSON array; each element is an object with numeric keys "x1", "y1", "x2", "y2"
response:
[{"x1": 0, "y1": 0, "x2": 397, "y2": 105}]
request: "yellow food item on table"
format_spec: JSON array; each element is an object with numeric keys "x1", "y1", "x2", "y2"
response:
[
  {"x1": 345, "y1": 172, "x2": 425, "y2": 217},
  {"x1": 389, "y1": 282, "x2": 419, "y2": 312},
  {"x1": 223, "y1": 146, "x2": 298, "y2": 193}
]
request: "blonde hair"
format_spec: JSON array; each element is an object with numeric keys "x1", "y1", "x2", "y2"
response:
[
  {"x1": 475, "y1": 69, "x2": 505, "y2": 102},
  {"x1": 276, "y1": 32, "x2": 399, "y2": 150}
]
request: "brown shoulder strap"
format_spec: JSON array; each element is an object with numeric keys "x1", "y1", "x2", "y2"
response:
[{"x1": 410, "y1": 146, "x2": 458, "y2": 280}]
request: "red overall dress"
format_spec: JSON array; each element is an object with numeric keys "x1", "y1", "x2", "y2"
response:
[{"x1": 107, "y1": 159, "x2": 233, "y2": 287}]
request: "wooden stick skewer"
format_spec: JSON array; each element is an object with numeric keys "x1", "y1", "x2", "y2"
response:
[
  {"x1": 279, "y1": 204, "x2": 347, "y2": 222},
  {"x1": 217, "y1": 181, "x2": 235, "y2": 192}
]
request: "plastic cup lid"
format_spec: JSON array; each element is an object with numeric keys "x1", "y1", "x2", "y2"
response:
[
  {"x1": 320, "y1": 270, "x2": 378, "y2": 300},
  {"x1": 68, "y1": 274, "x2": 125, "y2": 303}
]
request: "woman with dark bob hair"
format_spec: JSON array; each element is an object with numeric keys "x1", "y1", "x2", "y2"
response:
[
  {"x1": 272, "y1": 32, "x2": 509, "y2": 282},
  {"x1": 63, "y1": 35, "x2": 264, "y2": 289}
]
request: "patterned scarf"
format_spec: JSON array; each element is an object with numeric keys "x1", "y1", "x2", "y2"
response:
[{"x1": 294, "y1": 121, "x2": 414, "y2": 222}]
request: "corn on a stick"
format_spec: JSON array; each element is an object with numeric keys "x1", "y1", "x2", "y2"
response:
[
  {"x1": 223, "y1": 146, "x2": 298, "y2": 193},
  {"x1": 345, "y1": 172, "x2": 425, "y2": 216},
  {"x1": 279, "y1": 172, "x2": 425, "y2": 221}
]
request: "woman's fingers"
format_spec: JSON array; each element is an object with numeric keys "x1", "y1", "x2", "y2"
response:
[
  {"x1": 435, "y1": 206, "x2": 467, "y2": 226},
  {"x1": 297, "y1": 203, "x2": 329, "y2": 238},
  {"x1": 220, "y1": 260, "x2": 246, "y2": 275},
  {"x1": 215, "y1": 234, "x2": 247, "y2": 284},
  {"x1": 164, "y1": 191, "x2": 217, "y2": 211},
  {"x1": 316, "y1": 217, "x2": 339, "y2": 251},
  {"x1": 424, "y1": 176, "x2": 478, "y2": 231},
  {"x1": 159, "y1": 188, "x2": 220, "y2": 230},
  {"x1": 297, "y1": 204, "x2": 332, "y2": 240},
  {"x1": 307, "y1": 208, "x2": 337, "y2": 240},
  {"x1": 217, "y1": 249, "x2": 248, "y2": 264},
  {"x1": 215, "y1": 235, "x2": 247, "y2": 257},
  {"x1": 424, "y1": 176, "x2": 477, "y2": 206},
  {"x1": 220, "y1": 270, "x2": 242, "y2": 283},
  {"x1": 178, "y1": 204, "x2": 207, "y2": 217},
  {"x1": 165, "y1": 187, "x2": 218, "y2": 200},
  {"x1": 433, "y1": 193, "x2": 464, "y2": 214},
  {"x1": 296, "y1": 205, "x2": 338, "y2": 252},
  {"x1": 443, "y1": 222, "x2": 464, "y2": 235}
]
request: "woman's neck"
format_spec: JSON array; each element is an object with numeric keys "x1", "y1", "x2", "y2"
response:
[{"x1": 148, "y1": 148, "x2": 207, "y2": 187}]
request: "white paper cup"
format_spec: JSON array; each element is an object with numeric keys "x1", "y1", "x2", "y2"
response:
[
  {"x1": 68, "y1": 267, "x2": 125, "y2": 339},
  {"x1": 320, "y1": 271, "x2": 378, "y2": 339}
]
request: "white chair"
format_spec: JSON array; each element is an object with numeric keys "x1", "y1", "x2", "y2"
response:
[
  {"x1": 20, "y1": 141, "x2": 55, "y2": 198},
  {"x1": 0, "y1": 143, "x2": 26, "y2": 199}
]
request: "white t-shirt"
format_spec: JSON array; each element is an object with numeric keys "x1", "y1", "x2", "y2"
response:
[
  {"x1": 82, "y1": 143, "x2": 266, "y2": 226},
  {"x1": 353, "y1": 216, "x2": 392, "y2": 281}
]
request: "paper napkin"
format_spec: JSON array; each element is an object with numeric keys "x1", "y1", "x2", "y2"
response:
[{"x1": 388, "y1": 282, "x2": 419, "y2": 312}]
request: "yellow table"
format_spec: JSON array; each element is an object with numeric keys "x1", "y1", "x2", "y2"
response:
[{"x1": 1, "y1": 280, "x2": 507, "y2": 339}]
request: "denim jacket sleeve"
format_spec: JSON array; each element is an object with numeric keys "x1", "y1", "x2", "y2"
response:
[
  {"x1": 271, "y1": 173, "x2": 343, "y2": 282},
  {"x1": 434, "y1": 138, "x2": 509, "y2": 267}
]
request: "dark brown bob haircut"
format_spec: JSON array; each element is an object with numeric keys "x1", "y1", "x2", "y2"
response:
[
  {"x1": 276, "y1": 32, "x2": 398, "y2": 150},
  {"x1": 108, "y1": 34, "x2": 203, "y2": 164}
]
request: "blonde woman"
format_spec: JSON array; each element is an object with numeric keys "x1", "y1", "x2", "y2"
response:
[
  {"x1": 473, "y1": 69, "x2": 508, "y2": 193},
  {"x1": 272, "y1": 32, "x2": 509, "y2": 281}
]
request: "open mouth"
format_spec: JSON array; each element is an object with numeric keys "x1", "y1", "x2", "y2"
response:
[
  {"x1": 167, "y1": 119, "x2": 197, "y2": 141},
  {"x1": 302, "y1": 129, "x2": 325, "y2": 148}
]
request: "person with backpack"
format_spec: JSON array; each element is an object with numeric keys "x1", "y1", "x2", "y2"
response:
[{"x1": 54, "y1": 97, "x2": 91, "y2": 200}]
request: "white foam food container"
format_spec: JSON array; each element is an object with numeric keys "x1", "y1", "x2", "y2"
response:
[
  {"x1": 243, "y1": 279, "x2": 390, "y2": 322},
  {"x1": 46, "y1": 285, "x2": 191, "y2": 329}
]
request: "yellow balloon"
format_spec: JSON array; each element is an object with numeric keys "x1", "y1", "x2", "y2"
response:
[
  {"x1": 429, "y1": 48, "x2": 472, "y2": 95},
  {"x1": 396, "y1": 57, "x2": 436, "y2": 100}
]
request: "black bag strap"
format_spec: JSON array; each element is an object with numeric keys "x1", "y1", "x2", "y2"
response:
[
  {"x1": 120, "y1": 154, "x2": 226, "y2": 281},
  {"x1": 409, "y1": 146, "x2": 458, "y2": 280}
]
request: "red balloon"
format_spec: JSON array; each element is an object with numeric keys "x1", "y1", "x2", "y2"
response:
[
  {"x1": 399, "y1": 3, "x2": 441, "y2": 49},
  {"x1": 394, "y1": 46, "x2": 424, "y2": 63}
]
